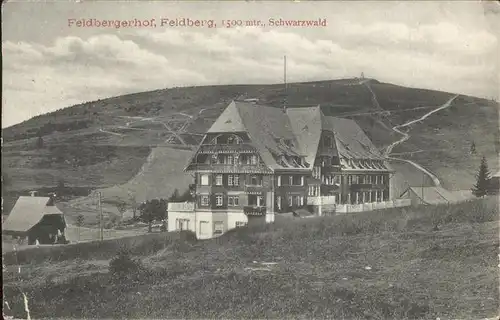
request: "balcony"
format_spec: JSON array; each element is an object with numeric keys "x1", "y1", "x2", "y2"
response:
[
  {"x1": 243, "y1": 206, "x2": 267, "y2": 216},
  {"x1": 198, "y1": 143, "x2": 257, "y2": 154},
  {"x1": 192, "y1": 164, "x2": 272, "y2": 173},
  {"x1": 244, "y1": 185, "x2": 267, "y2": 195}
]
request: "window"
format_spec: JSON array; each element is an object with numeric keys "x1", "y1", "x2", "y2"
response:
[
  {"x1": 201, "y1": 195, "x2": 209, "y2": 206},
  {"x1": 227, "y1": 136, "x2": 235, "y2": 145},
  {"x1": 200, "y1": 174, "x2": 209, "y2": 186},
  {"x1": 228, "y1": 175, "x2": 233, "y2": 186},
  {"x1": 215, "y1": 174, "x2": 223, "y2": 186},
  {"x1": 176, "y1": 218, "x2": 189, "y2": 231},
  {"x1": 277, "y1": 175, "x2": 282, "y2": 186},
  {"x1": 234, "y1": 175, "x2": 239, "y2": 186},
  {"x1": 213, "y1": 221, "x2": 224, "y2": 235},
  {"x1": 300, "y1": 176, "x2": 304, "y2": 186},
  {"x1": 211, "y1": 154, "x2": 219, "y2": 164},
  {"x1": 215, "y1": 195, "x2": 223, "y2": 206},
  {"x1": 381, "y1": 175, "x2": 385, "y2": 184},
  {"x1": 258, "y1": 196, "x2": 264, "y2": 206},
  {"x1": 226, "y1": 155, "x2": 233, "y2": 165},
  {"x1": 299, "y1": 196, "x2": 304, "y2": 206},
  {"x1": 236, "y1": 221, "x2": 247, "y2": 228},
  {"x1": 288, "y1": 196, "x2": 293, "y2": 206},
  {"x1": 251, "y1": 155, "x2": 258, "y2": 165},
  {"x1": 293, "y1": 195, "x2": 300, "y2": 206},
  {"x1": 233, "y1": 154, "x2": 239, "y2": 165},
  {"x1": 375, "y1": 176, "x2": 379, "y2": 184},
  {"x1": 308, "y1": 185, "x2": 313, "y2": 196},
  {"x1": 228, "y1": 196, "x2": 239, "y2": 206},
  {"x1": 313, "y1": 166, "x2": 321, "y2": 179},
  {"x1": 277, "y1": 196, "x2": 282, "y2": 209},
  {"x1": 250, "y1": 175, "x2": 261, "y2": 186}
]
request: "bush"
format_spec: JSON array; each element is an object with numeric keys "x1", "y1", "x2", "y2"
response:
[{"x1": 109, "y1": 249, "x2": 144, "y2": 281}]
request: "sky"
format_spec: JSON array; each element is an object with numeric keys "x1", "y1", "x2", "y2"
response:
[{"x1": 2, "y1": 0, "x2": 499, "y2": 128}]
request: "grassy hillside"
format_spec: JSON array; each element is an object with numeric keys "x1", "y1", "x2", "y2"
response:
[
  {"x1": 2, "y1": 78, "x2": 498, "y2": 194},
  {"x1": 2, "y1": 197, "x2": 498, "y2": 319},
  {"x1": 61, "y1": 146, "x2": 194, "y2": 226}
]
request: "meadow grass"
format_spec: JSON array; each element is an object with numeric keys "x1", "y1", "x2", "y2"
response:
[{"x1": 3, "y1": 197, "x2": 499, "y2": 319}]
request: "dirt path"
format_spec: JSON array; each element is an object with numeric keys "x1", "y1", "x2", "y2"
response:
[
  {"x1": 382, "y1": 94, "x2": 460, "y2": 187},
  {"x1": 384, "y1": 94, "x2": 459, "y2": 157}
]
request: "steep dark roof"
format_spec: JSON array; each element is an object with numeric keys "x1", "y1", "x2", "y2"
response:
[
  {"x1": 325, "y1": 116, "x2": 384, "y2": 160},
  {"x1": 206, "y1": 101, "x2": 305, "y2": 170},
  {"x1": 188, "y1": 101, "x2": 390, "y2": 172},
  {"x1": 2, "y1": 196, "x2": 63, "y2": 233},
  {"x1": 286, "y1": 106, "x2": 385, "y2": 168},
  {"x1": 286, "y1": 106, "x2": 323, "y2": 168}
]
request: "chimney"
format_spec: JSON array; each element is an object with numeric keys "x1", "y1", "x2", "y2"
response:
[{"x1": 29, "y1": 190, "x2": 37, "y2": 197}]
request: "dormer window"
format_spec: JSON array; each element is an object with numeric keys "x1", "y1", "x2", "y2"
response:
[
  {"x1": 227, "y1": 134, "x2": 241, "y2": 145},
  {"x1": 251, "y1": 155, "x2": 258, "y2": 165}
]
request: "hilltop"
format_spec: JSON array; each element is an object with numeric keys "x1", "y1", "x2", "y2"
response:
[{"x1": 2, "y1": 78, "x2": 498, "y2": 221}]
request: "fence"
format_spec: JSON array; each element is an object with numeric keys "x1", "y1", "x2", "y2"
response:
[{"x1": 336, "y1": 199, "x2": 411, "y2": 213}]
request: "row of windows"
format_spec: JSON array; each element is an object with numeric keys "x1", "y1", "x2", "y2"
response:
[
  {"x1": 277, "y1": 175, "x2": 304, "y2": 186},
  {"x1": 347, "y1": 190, "x2": 388, "y2": 204},
  {"x1": 213, "y1": 154, "x2": 259, "y2": 165},
  {"x1": 308, "y1": 185, "x2": 321, "y2": 196},
  {"x1": 200, "y1": 174, "x2": 255, "y2": 186},
  {"x1": 199, "y1": 173, "x2": 386, "y2": 187},
  {"x1": 199, "y1": 195, "x2": 241, "y2": 207},
  {"x1": 276, "y1": 195, "x2": 304, "y2": 209},
  {"x1": 348, "y1": 174, "x2": 387, "y2": 185}
]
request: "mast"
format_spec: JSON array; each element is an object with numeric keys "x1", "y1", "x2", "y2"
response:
[{"x1": 283, "y1": 55, "x2": 287, "y2": 112}]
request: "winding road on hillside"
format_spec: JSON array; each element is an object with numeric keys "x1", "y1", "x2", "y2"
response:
[
  {"x1": 383, "y1": 94, "x2": 459, "y2": 157},
  {"x1": 382, "y1": 93, "x2": 460, "y2": 186}
]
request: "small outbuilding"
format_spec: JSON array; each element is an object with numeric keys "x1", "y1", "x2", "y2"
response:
[
  {"x1": 2, "y1": 196, "x2": 67, "y2": 245},
  {"x1": 489, "y1": 171, "x2": 500, "y2": 194},
  {"x1": 400, "y1": 186, "x2": 475, "y2": 206}
]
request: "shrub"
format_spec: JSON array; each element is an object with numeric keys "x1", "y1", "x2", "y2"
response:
[{"x1": 108, "y1": 249, "x2": 144, "y2": 281}]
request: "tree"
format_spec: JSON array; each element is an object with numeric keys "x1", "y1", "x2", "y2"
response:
[
  {"x1": 178, "y1": 188, "x2": 194, "y2": 202},
  {"x1": 169, "y1": 189, "x2": 180, "y2": 202},
  {"x1": 138, "y1": 198, "x2": 168, "y2": 232},
  {"x1": 471, "y1": 156, "x2": 491, "y2": 197},
  {"x1": 75, "y1": 214, "x2": 84, "y2": 242}
]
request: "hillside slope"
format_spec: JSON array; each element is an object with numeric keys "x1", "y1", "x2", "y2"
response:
[
  {"x1": 2, "y1": 78, "x2": 498, "y2": 198},
  {"x1": 3, "y1": 198, "x2": 498, "y2": 319}
]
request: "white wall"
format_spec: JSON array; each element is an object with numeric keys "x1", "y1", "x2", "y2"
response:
[
  {"x1": 169, "y1": 208, "x2": 275, "y2": 240},
  {"x1": 227, "y1": 211, "x2": 248, "y2": 230},
  {"x1": 167, "y1": 211, "x2": 197, "y2": 234},
  {"x1": 196, "y1": 211, "x2": 214, "y2": 240}
]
